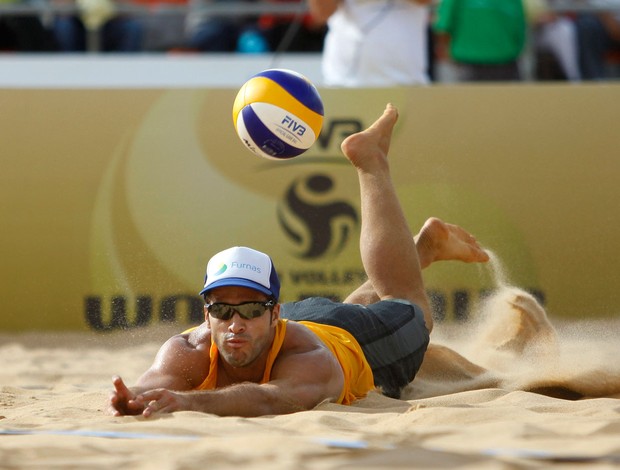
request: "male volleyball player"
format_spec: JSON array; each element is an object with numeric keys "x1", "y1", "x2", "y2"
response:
[{"x1": 108, "y1": 104, "x2": 489, "y2": 417}]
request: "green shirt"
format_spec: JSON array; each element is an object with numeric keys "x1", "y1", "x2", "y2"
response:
[{"x1": 434, "y1": 0, "x2": 527, "y2": 64}]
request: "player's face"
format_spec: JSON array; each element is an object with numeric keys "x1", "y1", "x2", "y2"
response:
[{"x1": 205, "y1": 286, "x2": 279, "y2": 368}]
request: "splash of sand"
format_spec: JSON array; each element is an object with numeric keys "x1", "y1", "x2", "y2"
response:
[{"x1": 405, "y1": 250, "x2": 620, "y2": 400}]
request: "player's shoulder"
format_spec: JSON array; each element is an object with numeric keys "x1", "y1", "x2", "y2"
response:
[
  {"x1": 282, "y1": 320, "x2": 327, "y2": 354},
  {"x1": 166, "y1": 322, "x2": 211, "y2": 352},
  {"x1": 276, "y1": 321, "x2": 343, "y2": 383}
]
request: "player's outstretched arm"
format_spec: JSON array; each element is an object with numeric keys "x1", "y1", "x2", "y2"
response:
[
  {"x1": 135, "y1": 338, "x2": 344, "y2": 417},
  {"x1": 108, "y1": 333, "x2": 209, "y2": 416}
]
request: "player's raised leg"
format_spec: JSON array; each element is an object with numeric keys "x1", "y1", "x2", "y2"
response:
[{"x1": 341, "y1": 104, "x2": 432, "y2": 330}]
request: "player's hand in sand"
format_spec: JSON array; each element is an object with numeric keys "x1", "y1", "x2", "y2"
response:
[
  {"x1": 137, "y1": 389, "x2": 189, "y2": 417},
  {"x1": 108, "y1": 376, "x2": 146, "y2": 416}
]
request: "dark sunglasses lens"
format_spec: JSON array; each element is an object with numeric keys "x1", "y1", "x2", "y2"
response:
[
  {"x1": 234, "y1": 303, "x2": 266, "y2": 319},
  {"x1": 208, "y1": 302, "x2": 272, "y2": 320},
  {"x1": 208, "y1": 304, "x2": 233, "y2": 320}
]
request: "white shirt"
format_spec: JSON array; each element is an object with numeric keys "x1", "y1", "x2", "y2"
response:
[{"x1": 322, "y1": 0, "x2": 429, "y2": 87}]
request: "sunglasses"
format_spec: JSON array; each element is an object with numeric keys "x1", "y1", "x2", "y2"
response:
[{"x1": 206, "y1": 300, "x2": 275, "y2": 321}]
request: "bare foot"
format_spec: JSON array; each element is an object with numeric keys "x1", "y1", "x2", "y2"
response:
[
  {"x1": 415, "y1": 217, "x2": 490, "y2": 269},
  {"x1": 340, "y1": 103, "x2": 398, "y2": 170},
  {"x1": 475, "y1": 287, "x2": 558, "y2": 360}
]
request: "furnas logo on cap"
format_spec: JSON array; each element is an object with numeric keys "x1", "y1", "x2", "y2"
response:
[
  {"x1": 199, "y1": 246, "x2": 281, "y2": 300},
  {"x1": 230, "y1": 261, "x2": 261, "y2": 273},
  {"x1": 214, "y1": 264, "x2": 227, "y2": 276}
]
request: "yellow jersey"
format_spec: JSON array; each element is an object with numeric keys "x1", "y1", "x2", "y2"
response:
[{"x1": 192, "y1": 319, "x2": 375, "y2": 405}]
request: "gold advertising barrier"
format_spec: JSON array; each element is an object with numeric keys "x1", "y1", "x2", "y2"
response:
[{"x1": 1, "y1": 85, "x2": 619, "y2": 331}]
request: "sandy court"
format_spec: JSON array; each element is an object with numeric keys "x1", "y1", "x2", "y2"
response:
[{"x1": 1, "y1": 284, "x2": 620, "y2": 469}]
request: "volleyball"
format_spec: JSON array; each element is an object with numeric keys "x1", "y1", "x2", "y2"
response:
[{"x1": 232, "y1": 69, "x2": 324, "y2": 160}]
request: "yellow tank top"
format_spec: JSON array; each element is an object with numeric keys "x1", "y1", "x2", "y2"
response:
[{"x1": 191, "y1": 319, "x2": 375, "y2": 405}]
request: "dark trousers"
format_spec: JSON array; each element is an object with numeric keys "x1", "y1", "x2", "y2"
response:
[{"x1": 457, "y1": 61, "x2": 521, "y2": 82}]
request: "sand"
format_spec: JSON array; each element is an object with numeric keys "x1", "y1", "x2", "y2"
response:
[{"x1": 2, "y1": 285, "x2": 620, "y2": 469}]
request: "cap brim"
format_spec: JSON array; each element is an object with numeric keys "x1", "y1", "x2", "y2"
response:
[{"x1": 199, "y1": 278, "x2": 274, "y2": 298}]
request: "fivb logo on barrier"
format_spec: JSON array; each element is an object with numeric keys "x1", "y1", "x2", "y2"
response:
[
  {"x1": 273, "y1": 117, "x2": 364, "y2": 259},
  {"x1": 316, "y1": 119, "x2": 363, "y2": 150},
  {"x1": 277, "y1": 174, "x2": 358, "y2": 259}
]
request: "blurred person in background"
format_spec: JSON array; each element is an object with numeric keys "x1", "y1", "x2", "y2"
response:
[
  {"x1": 258, "y1": 0, "x2": 326, "y2": 53},
  {"x1": 186, "y1": 0, "x2": 325, "y2": 54},
  {"x1": 433, "y1": 0, "x2": 527, "y2": 82},
  {"x1": 0, "y1": 0, "x2": 57, "y2": 51},
  {"x1": 575, "y1": 7, "x2": 620, "y2": 80},
  {"x1": 307, "y1": 0, "x2": 432, "y2": 86},
  {"x1": 528, "y1": 0, "x2": 581, "y2": 81},
  {"x1": 184, "y1": 0, "x2": 263, "y2": 52},
  {"x1": 52, "y1": 0, "x2": 143, "y2": 52},
  {"x1": 131, "y1": 0, "x2": 187, "y2": 51}
]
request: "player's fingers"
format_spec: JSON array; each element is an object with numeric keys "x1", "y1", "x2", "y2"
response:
[
  {"x1": 140, "y1": 392, "x2": 179, "y2": 417},
  {"x1": 138, "y1": 391, "x2": 162, "y2": 416},
  {"x1": 142, "y1": 398, "x2": 164, "y2": 418},
  {"x1": 112, "y1": 376, "x2": 132, "y2": 395},
  {"x1": 136, "y1": 390, "x2": 156, "y2": 403}
]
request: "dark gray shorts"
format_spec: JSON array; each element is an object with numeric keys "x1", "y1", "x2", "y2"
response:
[{"x1": 280, "y1": 297, "x2": 430, "y2": 399}]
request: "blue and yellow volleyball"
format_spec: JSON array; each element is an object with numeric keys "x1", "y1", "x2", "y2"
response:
[{"x1": 232, "y1": 69, "x2": 324, "y2": 160}]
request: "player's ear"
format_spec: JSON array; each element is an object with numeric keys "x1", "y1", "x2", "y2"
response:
[
  {"x1": 204, "y1": 304, "x2": 210, "y2": 326},
  {"x1": 271, "y1": 303, "x2": 280, "y2": 326}
]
